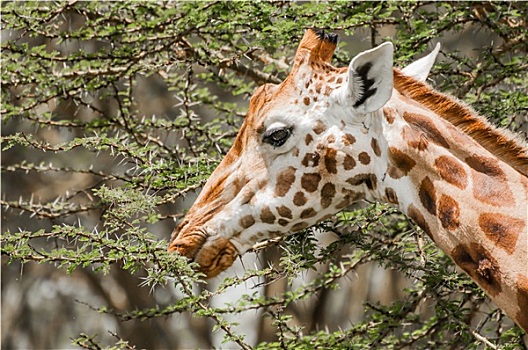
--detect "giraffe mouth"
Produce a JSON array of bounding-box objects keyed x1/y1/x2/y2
[{"x1": 168, "y1": 230, "x2": 239, "y2": 278}]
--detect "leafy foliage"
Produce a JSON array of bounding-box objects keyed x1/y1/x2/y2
[{"x1": 2, "y1": 1, "x2": 527, "y2": 349}]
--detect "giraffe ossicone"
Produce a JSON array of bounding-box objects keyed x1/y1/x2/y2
[{"x1": 169, "y1": 29, "x2": 528, "y2": 332}]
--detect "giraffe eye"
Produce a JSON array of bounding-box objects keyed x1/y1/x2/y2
[{"x1": 262, "y1": 127, "x2": 293, "y2": 148}]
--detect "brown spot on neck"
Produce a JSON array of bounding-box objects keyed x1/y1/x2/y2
[
  {"x1": 451, "y1": 243, "x2": 502, "y2": 297},
  {"x1": 419, "y1": 176, "x2": 437, "y2": 215},
  {"x1": 403, "y1": 112, "x2": 450, "y2": 149},
  {"x1": 438, "y1": 194, "x2": 460, "y2": 231},
  {"x1": 466, "y1": 155, "x2": 504, "y2": 178},
  {"x1": 434, "y1": 155, "x2": 468, "y2": 190},
  {"x1": 479, "y1": 213, "x2": 523, "y2": 255},
  {"x1": 388, "y1": 147, "x2": 416, "y2": 179}
]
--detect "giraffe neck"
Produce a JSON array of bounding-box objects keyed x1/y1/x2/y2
[{"x1": 359, "y1": 83, "x2": 528, "y2": 332}]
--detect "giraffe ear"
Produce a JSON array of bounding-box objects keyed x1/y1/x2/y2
[
  {"x1": 348, "y1": 42, "x2": 394, "y2": 114},
  {"x1": 401, "y1": 42, "x2": 441, "y2": 82}
]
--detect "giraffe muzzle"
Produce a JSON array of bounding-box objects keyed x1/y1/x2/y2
[{"x1": 168, "y1": 231, "x2": 239, "y2": 278}]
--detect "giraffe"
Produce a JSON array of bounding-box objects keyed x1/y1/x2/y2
[{"x1": 168, "y1": 29, "x2": 528, "y2": 332}]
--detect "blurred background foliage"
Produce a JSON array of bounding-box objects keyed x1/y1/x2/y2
[{"x1": 1, "y1": 1, "x2": 527, "y2": 349}]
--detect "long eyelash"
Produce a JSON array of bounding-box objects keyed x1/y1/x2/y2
[{"x1": 262, "y1": 127, "x2": 293, "y2": 147}]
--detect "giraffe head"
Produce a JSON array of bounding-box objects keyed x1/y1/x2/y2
[{"x1": 169, "y1": 29, "x2": 403, "y2": 277}]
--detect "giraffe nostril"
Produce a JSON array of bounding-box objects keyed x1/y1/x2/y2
[{"x1": 167, "y1": 240, "x2": 185, "y2": 255}]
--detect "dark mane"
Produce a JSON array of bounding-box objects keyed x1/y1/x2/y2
[{"x1": 393, "y1": 69, "x2": 528, "y2": 177}]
